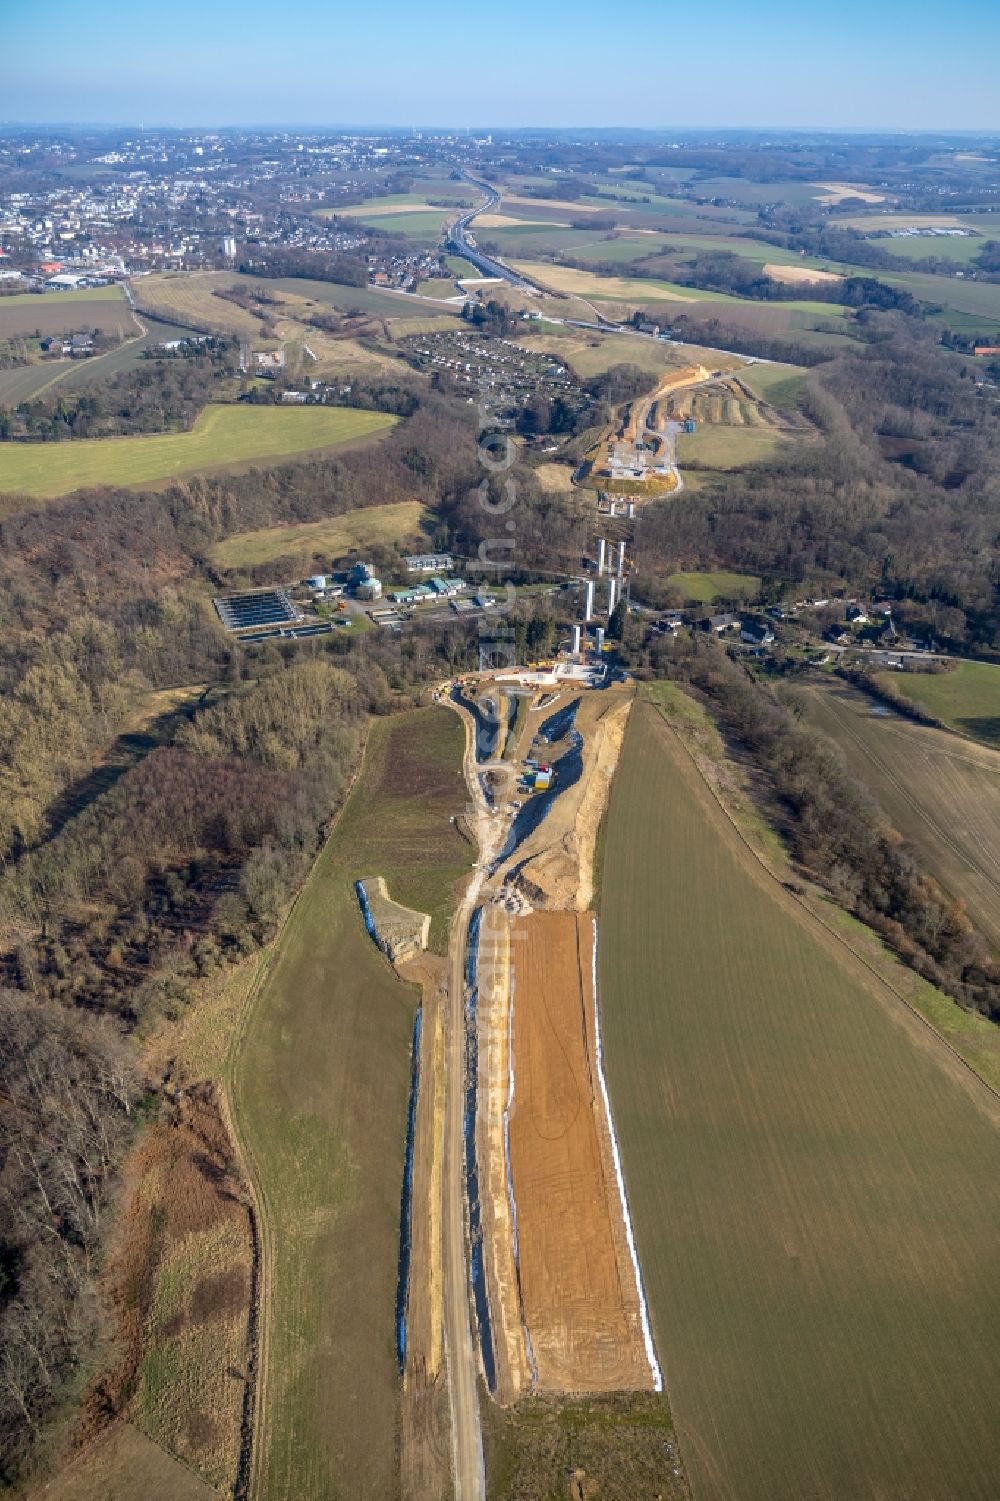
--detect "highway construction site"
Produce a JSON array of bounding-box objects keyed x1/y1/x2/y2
[
  {"x1": 583, "y1": 364, "x2": 711, "y2": 495},
  {"x1": 358, "y1": 670, "x2": 664, "y2": 1498},
  {"x1": 445, "y1": 675, "x2": 660, "y2": 1414}
]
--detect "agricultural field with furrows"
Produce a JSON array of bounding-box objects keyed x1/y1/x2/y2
[
  {"x1": 519, "y1": 329, "x2": 743, "y2": 381},
  {"x1": 0, "y1": 404, "x2": 396, "y2": 500},
  {"x1": 597, "y1": 690, "x2": 1000, "y2": 1501},
  {"x1": 228, "y1": 707, "x2": 471, "y2": 1501},
  {"x1": 507, "y1": 260, "x2": 855, "y2": 346},
  {"x1": 875, "y1": 661, "x2": 1000, "y2": 745},
  {"x1": 321, "y1": 192, "x2": 449, "y2": 218},
  {"x1": 792, "y1": 677, "x2": 1000, "y2": 953},
  {"x1": 266, "y1": 275, "x2": 462, "y2": 321},
  {"x1": 210, "y1": 499, "x2": 430, "y2": 570},
  {"x1": 509, "y1": 259, "x2": 741, "y2": 305},
  {"x1": 0, "y1": 284, "x2": 138, "y2": 338},
  {"x1": 480, "y1": 224, "x2": 681, "y2": 261},
  {"x1": 133, "y1": 272, "x2": 269, "y2": 337}
]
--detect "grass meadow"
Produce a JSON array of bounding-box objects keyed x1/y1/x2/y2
[
  {"x1": 676, "y1": 423, "x2": 785, "y2": 470},
  {"x1": 596, "y1": 690, "x2": 1000, "y2": 1501},
  {"x1": 210, "y1": 499, "x2": 430, "y2": 570},
  {"x1": 663, "y1": 569, "x2": 760, "y2": 602},
  {"x1": 0, "y1": 404, "x2": 396, "y2": 499},
  {"x1": 876, "y1": 660, "x2": 1000, "y2": 744},
  {"x1": 736, "y1": 361, "x2": 808, "y2": 405},
  {"x1": 228, "y1": 708, "x2": 471, "y2": 1501}
]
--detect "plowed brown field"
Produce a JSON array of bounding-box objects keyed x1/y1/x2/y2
[{"x1": 508, "y1": 909, "x2": 653, "y2": 1392}]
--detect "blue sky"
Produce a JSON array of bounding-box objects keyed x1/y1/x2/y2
[{"x1": 3, "y1": 0, "x2": 999, "y2": 130}]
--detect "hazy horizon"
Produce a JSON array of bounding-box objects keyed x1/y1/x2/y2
[{"x1": 4, "y1": 0, "x2": 999, "y2": 133}]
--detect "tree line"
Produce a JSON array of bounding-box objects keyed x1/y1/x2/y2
[{"x1": 0, "y1": 339, "x2": 238, "y2": 442}]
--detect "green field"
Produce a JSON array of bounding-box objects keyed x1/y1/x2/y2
[
  {"x1": 663, "y1": 569, "x2": 760, "y2": 602},
  {"x1": 0, "y1": 404, "x2": 396, "y2": 500},
  {"x1": 676, "y1": 423, "x2": 785, "y2": 470},
  {"x1": 688, "y1": 176, "x2": 833, "y2": 206},
  {"x1": 654, "y1": 295, "x2": 858, "y2": 353},
  {"x1": 876, "y1": 233, "x2": 987, "y2": 263},
  {"x1": 446, "y1": 254, "x2": 480, "y2": 278},
  {"x1": 876, "y1": 660, "x2": 1000, "y2": 743},
  {"x1": 229, "y1": 707, "x2": 472, "y2": 1501},
  {"x1": 360, "y1": 211, "x2": 449, "y2": 237},
  {"x1": 736, "y1": 360, "x2": 808, "y2": 405},
  {"x1": 0, "y1": 283, "x2": 125, "y2": 308},
  {"x1": 883, "y1": 266, "x2": 1000, "y2": 325},
  {"x1": 598, "y1": 691, "x2": 1000, "y2": 1501},
  {"x1": 794, "y1": 677, "x2": 1000, "y2": 955},
  {"x1": 211, "y1": 499, "x2": 430, "y2": 569},
  {"x1": 418, "y1": 277, "x2": 462, "y2": 299},
  {"x1": 332, "y1": 199, "x2": 451, "y2": 240}
]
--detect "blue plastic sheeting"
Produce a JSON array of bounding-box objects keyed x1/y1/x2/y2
[
  {"x1": 355, "y1": 880, "x2": 379, "y2": 944},
  {"x1": 463, "y1": 908, "x2": 497, "y2": 1392},
  {"x1": 396, "y1": 1006, "x2": 422, "y2": 1369}
]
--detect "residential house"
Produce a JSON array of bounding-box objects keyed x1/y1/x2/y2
[
  {"x1": 741, "y1": 619, "x2": 775, "y2": 646},
  {"x1": 701, "y1": 612, "x2": 740, "y2": 635}
]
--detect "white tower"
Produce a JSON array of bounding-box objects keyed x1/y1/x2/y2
[
  {"x1": 595, "y1": 626, "x2": 605, "y2": 652},
  {"x1": 607, "y1": 577, "x2": 617, "y2": 615},
  {"x1": 596, "y1": 538, "x2": 607, "y2": 576},
  {"x1": 617, "y1": 539, "x2": 626, "y2": 582},
  {"x1": 572, "y1": 624, "x2": 582, "y2": 655},
  {"x1": 584, "y1": 580, "x2": 595, "y2": 620}
]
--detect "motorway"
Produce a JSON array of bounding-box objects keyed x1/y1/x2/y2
[{"x1": 447, "y1": 177, "x2": 539, "y2": 290}]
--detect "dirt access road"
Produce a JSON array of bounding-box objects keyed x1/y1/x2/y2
[{"x1": 441, "y1": 699, "x2": 508, "y2": 1500}]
